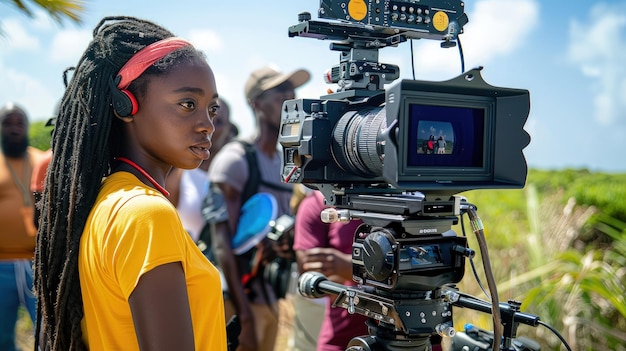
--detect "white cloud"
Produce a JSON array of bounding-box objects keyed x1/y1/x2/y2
[
  {"x1": 464, "y1": 0, "x2": 539, "y2": 60},
  {"x1": 568, "y1": 3, "x2": 626, "y2": 126},
  {"x1": 411, "y1": 0, "x2": 539, "y2": 79},
  {"x1": 1, "y1": 18, "x2": 40, "y2": 51},
  {"x1": 31, "y1": 9, "x2": 55, "y2": 31},
  {"x1": 568, "y1": 6, "x2": 626, "y2": 62},
  {"x1": 49, "y1": 29, "x2": 91, "y2": 62},
  {"x1": 0, "y1": 67, "x2": 58, "y2": 119},
  {"x1": 187, "y1": 28, "x2": 224, "y2": 56},
  {"x1": 580, "y1": 65, "x2": 601, "y2": 78}
]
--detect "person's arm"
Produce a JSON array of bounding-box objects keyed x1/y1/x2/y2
[
  {"x1": 294, "y1": 193, "x2": 354, "y2": 283},
  {"x1": 213, "y1": 181, "x2": 257, "y2": 351},
  {"x1": 129, "y1": 262, "x2": 194, "y2": 351},
  {"x1": 296, "y1": 247, "x2": 353, "y2": 283}
]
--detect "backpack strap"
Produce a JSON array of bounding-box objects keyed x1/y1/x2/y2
[
  {"x1": 236, "y1": 139, "x2": 292, "y2": 204},
  {"x1": 238, "y1": 140, "x2": 261, "y2": 204}
]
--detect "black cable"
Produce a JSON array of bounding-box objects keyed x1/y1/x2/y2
[
  {"x1": 538, "y1": 321, "x2": 573, "y2": 351},
  {"x1": 410, "y1": 39, "x2": 416, "y2": 79},
  {"x1": 457, "y1": 36, "x2": 465, "y2": 74}
]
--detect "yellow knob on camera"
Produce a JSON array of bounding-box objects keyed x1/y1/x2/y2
[
  {"x1": 433, "y1": 11, "x2": 449, "y2": 32},
  {"x1": 348, "y1": 0, "x2": 367, "y2": 21}
]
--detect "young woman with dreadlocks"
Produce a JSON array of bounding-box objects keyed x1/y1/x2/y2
[{"x1": 33, "y1": 16, "x2": 227, "y2": 351}]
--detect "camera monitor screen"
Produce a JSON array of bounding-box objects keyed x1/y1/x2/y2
[
  {"x1": 389, "y1": 89, "x2": 499, "y2": 189},
  {"x1": 382, "y1": 74, "x2": 530, "y2": 192},
  {"x1": 406, "y1": 104, "x2": 485, "y2": 168}
]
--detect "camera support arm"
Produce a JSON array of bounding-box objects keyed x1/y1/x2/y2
[
  {"x1": 299, "y1": 271, "x2": 456, "y2": 337},
  {"x1": 300, "y1": 272, "x2": 542, "y2": 350},
  {"x1": 445, "y1": 289, "x2": 541, "y2": 350},
  {"x1": 300, "y1": 271, "x2": 542, "y2": 350}
]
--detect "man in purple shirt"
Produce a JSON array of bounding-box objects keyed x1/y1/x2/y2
[{"x1": 294, "y1": 190, "x2": 369, "y2": 351}]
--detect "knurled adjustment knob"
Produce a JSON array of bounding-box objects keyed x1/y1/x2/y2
[
  {"x1": 362, "y1": 231, "x2": 395, "y2": 281},
  {"x1": 298, "y1": 12, "x2": 312, "y2": 22}
]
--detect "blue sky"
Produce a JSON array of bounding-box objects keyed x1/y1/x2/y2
[{"x1": 1, "y1": 1, "x2": 625, "y2": 172}]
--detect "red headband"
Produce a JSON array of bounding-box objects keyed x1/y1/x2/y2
[{"x1": 116, "y1": 37, "x2": 192, "y2": 89}]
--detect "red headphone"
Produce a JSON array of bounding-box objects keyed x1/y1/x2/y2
[{"x1": 110, "y1": 37, "x2": 192, "y2": 117}]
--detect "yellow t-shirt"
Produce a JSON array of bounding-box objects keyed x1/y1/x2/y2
[{"x1": 79, "y1": 172, "x2": 226, "y2": 350}]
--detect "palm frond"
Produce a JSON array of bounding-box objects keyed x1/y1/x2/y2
[{"x1": 4, "y1": 0, "x2": 85, "y2": 24}]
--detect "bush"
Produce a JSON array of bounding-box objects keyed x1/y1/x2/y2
[
  {"x1": 455, "y1": 170, "x2": 626, "y2": 350},
  {"x1": 29, "y1": 120, "x2": 53, "y2": 151}
]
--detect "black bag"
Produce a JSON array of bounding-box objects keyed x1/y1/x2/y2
[
  {"x1": 263, "y1": 214, "x2": 296, "y2": 299},
  {"x1": 262, "y1": 256, "x2": 294, "y2": 299}
]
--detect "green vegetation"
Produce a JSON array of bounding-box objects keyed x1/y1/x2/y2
[
  {"x1": 1, "y1": 0, "x2": 84, "y2": 25},
  {"x1": 456, "y1": 169, "x2": 626, "y2": 351},
  {"x1": 29, "y1": 120, "x2": 53, "y2": 151}
]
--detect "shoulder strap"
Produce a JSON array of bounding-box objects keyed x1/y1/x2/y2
[
  {"x1": 237, "y1": 140, "x2": 293, "y2": 205},
  {"x1": 237, "y1": 140, "x2": 261, "y2": 204}
]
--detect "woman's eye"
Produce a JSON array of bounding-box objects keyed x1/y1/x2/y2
[
  {"x1": 180, "y1": 101, "x2": 195, "y2": 110},
  {"x1": 209, "y1": 106, "x2": 219, "y2": 118}
]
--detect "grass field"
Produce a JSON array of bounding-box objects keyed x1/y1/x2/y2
[{"x1": 16, "y1": 308, "x2": 34, "y2": 351}]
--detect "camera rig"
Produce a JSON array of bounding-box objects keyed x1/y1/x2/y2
[
  {"x1": 278, "y1": 1, "x2": 553, "y2": 350},
  {"x1": 290, "y1": 0, "x2": 468, "y2": 100}
]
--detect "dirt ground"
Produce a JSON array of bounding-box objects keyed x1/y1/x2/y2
[{"x1": 275, "y1": 295, "x2": 297, "y2": 351}]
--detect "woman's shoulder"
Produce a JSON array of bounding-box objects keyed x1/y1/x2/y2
[{"x1": 101, "y1": 173, "x2": 176, "y2": 211}]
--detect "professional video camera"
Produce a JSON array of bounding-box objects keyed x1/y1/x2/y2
[
  {"x1": 279, "y1": 1, "x2": 568, "y2": 351},
  {"x1": 280, "y1": 2, "x2": 530, "y2": 197}
]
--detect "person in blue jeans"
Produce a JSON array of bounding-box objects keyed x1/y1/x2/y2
[
  {"x1": 0, "y1": 261, "x2": 37, "y2": 349},
  {"x1": 0, "y1": 103, "x2": 43, "y2": 350}
]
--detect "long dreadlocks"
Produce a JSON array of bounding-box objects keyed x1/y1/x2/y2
[{"x1": 33, "y1": 16, "x2": 198, "y2": 350}]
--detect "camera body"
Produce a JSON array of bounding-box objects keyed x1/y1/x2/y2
[{"x1": 280, "y1": 72, "x2": 531, "y2": 197}]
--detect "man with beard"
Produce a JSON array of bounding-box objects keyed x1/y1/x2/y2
[{"x1": 0, "y1": 102, "x2": 44, "y2": 350}]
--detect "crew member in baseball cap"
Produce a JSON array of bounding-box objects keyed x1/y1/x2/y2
[
  {"x1": 245, "y1": 64, "x2": 310, "y2": 105},
  {"x1": 209, "y1": 64, "x2": 310, "y2": 351}
]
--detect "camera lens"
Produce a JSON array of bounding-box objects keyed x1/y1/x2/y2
[{"x1": 331, "y1": 105, "x2": 386, "y2": 177}]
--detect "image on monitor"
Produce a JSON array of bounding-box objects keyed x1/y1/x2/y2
[
  {"x1": 415, "y1": 121, "x2": 454, "y2": 155},
  {"x1": 406, "y1": 103, "x2": 485, "y2": 169}
]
